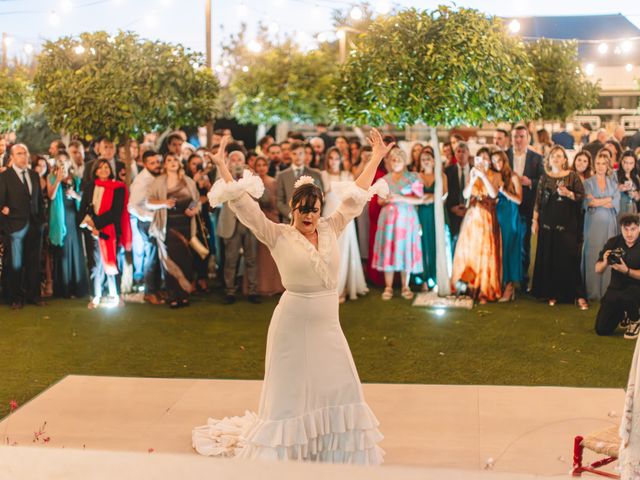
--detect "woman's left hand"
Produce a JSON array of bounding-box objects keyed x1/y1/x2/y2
[
  {"x1": 557, "y1": 185, "x2": 571, "y2": 197},
  {"x1": 367, "y1": 128, "x2": 395, "y2": 160}
]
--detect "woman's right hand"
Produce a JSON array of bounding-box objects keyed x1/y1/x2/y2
[
  {"x1": 165, "y1": 198, "x2": 176, "y2": 209},
  {"x1": 531, "y1": 218, "x2": 538, "y2": 235}
]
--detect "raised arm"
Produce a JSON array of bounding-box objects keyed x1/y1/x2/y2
[
  {"x1": 354, "y1": 128, "x2": 395, "y2": 191},
  {"x1": 208, "y1": 136, "x2": 282, "y2": 249}
]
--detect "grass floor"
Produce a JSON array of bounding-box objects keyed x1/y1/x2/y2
[{"x1": 0, "y1": 288, "x2": 635, "y2": 418}]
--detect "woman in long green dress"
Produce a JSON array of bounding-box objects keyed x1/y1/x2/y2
[{"x1": 415, "y1": 146, "x2": 452, "y2": 290}]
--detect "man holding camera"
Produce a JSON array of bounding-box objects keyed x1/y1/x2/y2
[{"x1": 595, "y1": 213, "x2": 640, "y2": 338}]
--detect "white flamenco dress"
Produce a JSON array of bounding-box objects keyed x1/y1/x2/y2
[
  {"x1": 322, "y1": 171, "x2": 369, "y2": 300},
  {"x1": 192, "y1": 172, "x2": 387, "y2": 465},
  {"x1": 619, "y1": 338, "x2": 640, "y2": 479}
]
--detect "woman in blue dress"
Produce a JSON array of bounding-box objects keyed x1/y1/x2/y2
[
  {"x1": 582, "y1": 151, "x2": 620, "y2": 300},
  {"x1": 47, "y1": 152, "x2": 88, "y2": 298},
  {"x1": 414, "y1": 145, "x2": 452, "y2": 290},
  {"x1": 491, "y1": 149, "x2": 524, "y2": 302}
]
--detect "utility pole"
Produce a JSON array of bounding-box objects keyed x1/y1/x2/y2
[
  {"x1": 205, "y1": 0, "x2": 214, "y2": 148},
  {"x1": 2, "y1": 33, "x2": 7, "y2": 68}
]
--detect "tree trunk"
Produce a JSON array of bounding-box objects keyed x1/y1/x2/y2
[
  {"x1": 430, "y1": 126, "x2": 451, "y2": 296},
  {"x1": 256, "y1": 124, "x2": 270, "y2": 146}
]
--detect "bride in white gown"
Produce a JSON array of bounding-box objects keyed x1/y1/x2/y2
[
  {"x1": 620, "y1": 337, "x2": 640, "y2": 479},
  {"x1": 192, "y1": 129, "x2": 393, "y2": 465},
  {"x1": 322, "y1": 147, "x2": 369, "y2": 302}
]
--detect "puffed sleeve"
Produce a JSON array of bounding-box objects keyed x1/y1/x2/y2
[
  {"x1": 326, "y1": 179, "x2": 389, "y2": 237},
  {"x1": 208, "y1": 170, "x2": 282, "y2": 249}
]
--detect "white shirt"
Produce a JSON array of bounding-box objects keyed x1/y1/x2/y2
[
  {"x1": 128, "y1": 168, "x2": 156, "y2": 222},
  {"x1": 457, "y1": 163, "x2": 470, "y2": 186},
  {"x1": 513, "y1": 150, "x2": 527, "y2": 177},
  {"x1": 12, "y1": 164, "x2": 32, "y2": 195},
  {"x1": 292, "y1": 165, "x2": 304, "y2": 178}
]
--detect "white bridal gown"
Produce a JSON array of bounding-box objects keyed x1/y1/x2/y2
[
  {"x1": 620, "y1": 338, "x2": 640, "y2": 479},
  {"x1": 192, "y1": 172, "x2": 386, "y2": 464},
  {"x1": 322, "y1": 171, "x2": 369, "y2": 300}
]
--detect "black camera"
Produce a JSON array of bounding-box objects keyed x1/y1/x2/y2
[{"x1": 607, "y1": 248, "x2": 625, "y2": 265}]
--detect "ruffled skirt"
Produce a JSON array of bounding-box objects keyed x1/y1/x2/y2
[{"x1": 192, "y1": 290, "x2": 384, "y2": 465}]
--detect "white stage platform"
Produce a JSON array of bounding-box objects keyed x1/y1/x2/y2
[{"x1": 0, "y1": 376, "x2": 625, "y2": 479}]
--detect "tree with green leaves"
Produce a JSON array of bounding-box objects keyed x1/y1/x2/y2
[
  {"x1": 33, "y1": 31, "x2": 219, "y2": 181},
  {"x1": 335, "y1": 6, "x2": 543, "y2": 295},
  {"x1": 230, "y1": 40, "x2": 337, "y2": 126},
  {"x1": 525, "y1": 39, "x2": 600, "y2": 121},
  {"x1": 0, "y1": 67, "x2": 31, "y2": 133}
]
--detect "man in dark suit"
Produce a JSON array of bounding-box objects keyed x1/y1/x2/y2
[
  {"x1": 82, "y1": 137, "x2": 125, "y2": 188},
  {"x1": 444, "y1": 141, "x2": 470, "y2": 250},
  {"x1": 582, "y1": 128, "x2": 608, "y2": 161},
  {"x1": 276, "y1": 141, "x2": 325, "y2": 221},
  {"x1": 507, "y1": 125, "x2": 545, "y2": 286},
  {"x1": 0, "y1": 144, "x2": 46, "y2": 309}
]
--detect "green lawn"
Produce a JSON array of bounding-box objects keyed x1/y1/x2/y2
[{"x1": 0, "y1": 289, "x2": 635, "y2": 418}]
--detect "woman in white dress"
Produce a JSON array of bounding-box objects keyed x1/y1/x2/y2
[
  {"x1": 620, "y1": 336, "x2": 640, "y2": 479},
  {"x1": 322, "y1": 147, "x2": 369, "y2": 303},
  {"x1": 192, "y1": 130, "x2": 393, "y2": 465}
]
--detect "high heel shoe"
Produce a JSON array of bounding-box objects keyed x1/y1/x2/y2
[
  {"x1": 498, "y1": 288, "x2": 515, "y2": 303},
  {"x1": 548, "y1": 298, "x2": 557, "y2": 306},
  {"x1": 576, "y1": 298, "x2": 589, "y2": 310},
  {"x1": 381, "y1": 287, "x2": 393, "y2": 301}
]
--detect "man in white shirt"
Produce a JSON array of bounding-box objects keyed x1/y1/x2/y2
[
  {"x1": 275, "y1": 141, "x2": 324, "y2": 221},
  {"x1": 68, "y1": 140, "x2": 85, "y2": 179},
  {"x1": 444, "y1": 142, "x2": 471, "y2": 249},
  {"x1": 0, "y1": 144, "x2": 45, "y2": 308},
  {"x1": 128, "y1": 150, "x2": 163, "y2": 304}
]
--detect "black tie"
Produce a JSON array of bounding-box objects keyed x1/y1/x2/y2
[
  {"x1": 459, "y1": 167, "x2": 465, "y2": 203},
  {"x1": 21, "y1": 170, "x2": 31, "y2": 195}
]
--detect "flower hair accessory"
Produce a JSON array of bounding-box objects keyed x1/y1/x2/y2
[{"x1": 294, "y1": 175, "x2": 316, "y2": 190}]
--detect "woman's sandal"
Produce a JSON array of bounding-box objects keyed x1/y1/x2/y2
[
  {"x1": 576, "y1": 298, "x2": 589, "y2": 310},
  {"x1": 169, "y1": 300, "x2": 180, "y2": 309},
  {"x1": 401, "y1": 287, "x2": 414, "y2": 300},
  {"x1": 381, "y1": 287, "x2": 393, "y2": 301}
]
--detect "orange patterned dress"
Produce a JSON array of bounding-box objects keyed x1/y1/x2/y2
[{"x1": 451, "y1": 172, "x2": 502, "y2": 301}]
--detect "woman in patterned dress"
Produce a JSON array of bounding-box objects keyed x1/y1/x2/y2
[{"x1": 371, "y1": 147, "x2": 424, "y2": 300}]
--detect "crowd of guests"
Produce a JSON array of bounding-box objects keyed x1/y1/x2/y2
[{"x1": 1, "y1": 124, "x2": 640, "y2": 334}]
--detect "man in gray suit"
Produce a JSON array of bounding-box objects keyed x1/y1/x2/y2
[
  {"x1": 276, "y1": 141, "x2": 325, "y2": 221},
  {"x1": 216, "y1": 150, "x2": 259, "y2": 304}
]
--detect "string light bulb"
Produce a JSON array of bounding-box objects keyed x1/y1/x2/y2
[
  {"x1": 247, "y1": 40, "x2": 262, "y2": 53},
  {"x1": 597, "y1": 42, "x2": 608, "y2": 54},
  {"x1": 622, "y1": 40, "x2": 633, "y2": 53},
  {"x1": 585, "y1": 63, "x2": 595, "y2": 75},
  {"x1": 626, "y1": 63, "x2": 634, "y2": 72},
  {"x1": 508, "y1": 19, "x2": 521, "y2": 34},
  {"x1": 23, "y1": 44, "x2": 34, "y2": 54},
  {"x1": 2, "y1": 36, "x2": 13, "y2": 47},
  {"x1": 74, "y1": 45, "x2": 85, "y2": 55},
  {"x1": 241, "y1": 65, "x2": 249, "y2": 72},
  {"x1": 350, "y1": 6, "x2": 363, "y2": 21}
]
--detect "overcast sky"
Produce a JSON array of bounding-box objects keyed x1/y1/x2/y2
[{"x1": 2, "y1": 0, "x2": 640, "y2": 65}]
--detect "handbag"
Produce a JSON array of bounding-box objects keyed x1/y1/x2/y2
[{"x1": 190, "y1": 214, "x2": 210, "y2": 260}]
